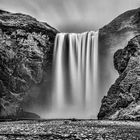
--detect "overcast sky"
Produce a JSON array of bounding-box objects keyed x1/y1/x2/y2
[{"x1": 0, "y1": 0, "x2": 139, "y2": 32}]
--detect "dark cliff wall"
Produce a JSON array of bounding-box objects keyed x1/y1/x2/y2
[
  {"x1": 98, "y1": 35, "x2": 140, "y2": 120},
  {"x1": 98, "y1": 8, "x2": 140, "y2": 104},
  {"x1": 0, "y1": 10, "x2": 58, "y2": 119}
]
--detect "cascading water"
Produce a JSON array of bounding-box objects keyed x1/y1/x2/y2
[{"x1": 46, "y1": 31, "x2": 99, "y2": 119}]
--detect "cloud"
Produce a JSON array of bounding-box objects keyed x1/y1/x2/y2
[{"x1": 0, "y1": 0, "x2": 139, "y2": 32}]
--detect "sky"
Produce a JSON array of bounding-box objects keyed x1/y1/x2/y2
[{"x1": 0, "y1": 0, "x2": 139, "y2": 32}]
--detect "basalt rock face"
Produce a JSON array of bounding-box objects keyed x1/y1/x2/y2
[
  {"x1": 0, "y1": 10, "x2": 58, "y2": 119},
  {"x1": 98, "y1": 35, "x2": 140, "y2": 120}
]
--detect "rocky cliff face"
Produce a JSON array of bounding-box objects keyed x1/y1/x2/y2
[
  {"x1": 0, "y1": 10, "x2": 58, "y2": 119},
  {"x1": 98, "y1": 35, "x2": 140, "y2": 120},
  {"x1": 98, "y1": 8, "x2": 140, "y2": 103}
]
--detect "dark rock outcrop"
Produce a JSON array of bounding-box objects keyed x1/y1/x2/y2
[
  {"x1": 98, "y1": 35, "x2": 140, "y2": 120},
  {"x1": 98, "y1": 8, "x2": 140, "y2": 101},
  {"x1": 16, "y1": 110, "x2": 40, "y2": 119},
  {"x1": 0, "y1": 10, "x2": 58, "y2": 118}
]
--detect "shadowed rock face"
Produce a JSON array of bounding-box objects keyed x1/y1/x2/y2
[
  {"x1": 0, "y1": 10, "x2": 58, "y2": 119},
  {"x1": 98, "y1": 8, "x2": 140, "y2": 104},
  {"x1": 98, "y1": 35, "x2": 140, "y2": 120}
]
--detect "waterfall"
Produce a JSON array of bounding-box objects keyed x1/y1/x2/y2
[{"x1": 47, "y1": 31, "x2": 99, "y2": 119}]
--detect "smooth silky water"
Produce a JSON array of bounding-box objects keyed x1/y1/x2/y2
[{"x1": 44, "y1": 31, "x2": 99, "y2": 119}]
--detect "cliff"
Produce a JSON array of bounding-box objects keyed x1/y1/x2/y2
[
  {"x1": 98, "y1": 35, "x2": 140, "y2": 120},
  {"x1": 0, "y1": 10, "x2": 58, "y2": 119}
]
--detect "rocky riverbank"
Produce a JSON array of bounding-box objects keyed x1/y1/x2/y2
[{"x1": 0, "y1": 120, "x2": 140, "y2": 140}]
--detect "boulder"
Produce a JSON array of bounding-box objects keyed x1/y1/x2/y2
[
  {"x1": 98, "y1": 35, "x2": 140, "y2": 120},
  {"x1": 16, "y1": 110, "x2": 40, "y2": 119},
  {"x1": 0, "y1": 10, "x2": 58, "y2": 119}
]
